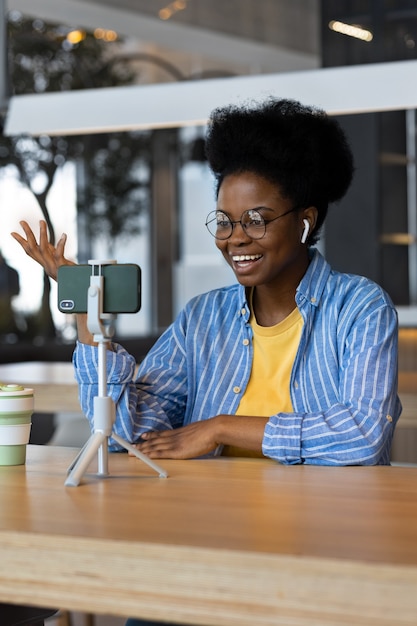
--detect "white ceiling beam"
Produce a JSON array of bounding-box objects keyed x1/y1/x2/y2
[{"x1": 4, "y1": 59, "x2": 417, "y2": 137}]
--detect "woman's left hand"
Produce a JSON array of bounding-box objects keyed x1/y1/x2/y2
[
  {"x1": 131, "y1": 419, "x2": 220, "y2": 459},
  {"x1": 130, "y1": 414, "x2": 267, "y2": 459}
]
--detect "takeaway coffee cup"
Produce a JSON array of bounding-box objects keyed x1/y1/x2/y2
[{"x1": 0, "y1": 384, "x2": 34, "y2": 466}]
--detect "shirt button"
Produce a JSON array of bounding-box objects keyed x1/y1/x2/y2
[
  {"x1": 242, "y1": 338, "x2": 249, "y2": 346},
  {"x1": 233, "y1": 386, "x2": 241, "y2": 394},
  {"x1": 386, "y1": 414, "x2": 393, "y2": 423},
  {"x1": 310, "y1": 297, "x2": 316, "y2": 303},
  {"x1": 241, "y1": 308, "x2": 246, "y2": 316},
  {"x1": 294, "y1": 381, "x2": 299, "y2": 389}
]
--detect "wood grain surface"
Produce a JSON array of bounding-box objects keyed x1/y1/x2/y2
[{"x1": 0, "y1": 446, "x2": 417, "y2": 625}]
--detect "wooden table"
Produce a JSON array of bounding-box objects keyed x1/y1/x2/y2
[
  {"x1": 0, "y1": 362, "x2": 80, "y2": 413},
  {"x1": 0, "y1": 446, "x2": 417, "y2": 626}
]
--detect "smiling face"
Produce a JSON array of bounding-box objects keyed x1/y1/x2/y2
[{"x1": 215, "y1": 172, "x2": 315, "y2": 293}]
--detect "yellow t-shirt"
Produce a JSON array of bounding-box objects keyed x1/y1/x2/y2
[{"x1": 222, "y1": 304, "x2": 303, "y2": 457}]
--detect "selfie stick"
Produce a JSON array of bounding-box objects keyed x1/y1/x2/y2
[{"x1": 65, "y1": 260, "x2": 167, "y2": 487}]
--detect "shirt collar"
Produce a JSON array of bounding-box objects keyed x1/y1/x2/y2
[{"x1": 296, "y1": 249, "x2": 331, "y2": 308}]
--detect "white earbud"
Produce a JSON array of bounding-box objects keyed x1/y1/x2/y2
[{"x1": 301, "y1": 219, "x2": 310, "y2": 244}]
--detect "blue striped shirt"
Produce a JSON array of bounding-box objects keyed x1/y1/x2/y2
[{"x1": 73, "y1": 250, "x2": 402, "y2": 465}]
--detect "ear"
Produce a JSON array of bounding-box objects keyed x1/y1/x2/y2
[{"x1": 300, "y1": 207, "x2": 318, "y2": 244}]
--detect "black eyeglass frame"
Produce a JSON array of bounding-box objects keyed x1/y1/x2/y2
[{"x1": 205, "y1": 206, "x2": 300, "y2": 240}]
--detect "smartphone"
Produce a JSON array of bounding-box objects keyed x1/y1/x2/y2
[{"x1": 57, "y1": 264, "x2": 141, "y2": 314}]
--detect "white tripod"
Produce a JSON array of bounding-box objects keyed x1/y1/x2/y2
[{"x1": 65, "y1": 260, "x2": 167, "y2": 487}]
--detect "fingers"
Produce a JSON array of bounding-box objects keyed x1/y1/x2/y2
[
  {"x1": 139, "y1": 430, "x2": 174, "y2": 451},
  {"x1": 11, "y1": 220, "x2": 38, "y2": 255},
  {"x1": 133, "y1": 430, "x2": 179, "y2": 459},
  {"x1": 12, "y1": 220, "x2": 47, "y2": 256},
  {"x1": 132, "y1": 423, "x2": 217, "y2": 460},
  {"x1": 11, "y1": 220, "x2": 71, "y2": 280},
  {"x1": 10, "y1": 230, "x2": 27, "y2": 250},
  {"x1": 38, "y1": 219, "x2": 49, "y2": 247},
  {"x1": 141, "y1": 430, "x2": 167, "y2": 441},
  {"x1": 55, "y1": 232, "x2": 68, "y2": 260}
]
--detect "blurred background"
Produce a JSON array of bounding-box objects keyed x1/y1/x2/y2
[{"x1": 0, "y1": 0, "x2": 416, "y2": 352}]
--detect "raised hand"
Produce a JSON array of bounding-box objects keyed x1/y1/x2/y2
[{"x1": 11, "y1": 220, "x2": 74, "y2": 281}]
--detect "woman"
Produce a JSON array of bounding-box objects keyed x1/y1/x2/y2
[{"x1": 12, "y1": 97, "x2": 401, "y2": 465}]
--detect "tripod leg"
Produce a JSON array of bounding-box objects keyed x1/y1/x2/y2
[
  {"x1": 67, "y1": 437, "x2": 93, "y2": 474},
  {"x1": 65, "y1": 431, "x2": 108, "y2": 487},
  {"x1": 111, "y1": 432, "x2": 168, "y2": 478}
]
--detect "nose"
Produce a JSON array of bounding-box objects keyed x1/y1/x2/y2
[{"x1": 229, "y1": 221, "x2": 251, "y2": 244}]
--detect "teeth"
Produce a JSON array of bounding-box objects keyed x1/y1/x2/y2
[{"x1": 232, "y1": 254, "x2": 262, "y2": 262}]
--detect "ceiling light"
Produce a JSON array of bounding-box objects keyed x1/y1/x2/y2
[
  {"x1": 94, "y1": 28, "x2": 118, "y2": 42},
  {"x1": 159, "y1": 9, "x2": 172, "y2": 20},
  {"x1": 329, "y1": 20, "x2": 373, "y2": 42},
  {"x1": 159, "y1": 0, "x2": 188, "y2": 21},
  {"x1": 66, "y1": 30, "x2": 86, "y2": 45}
]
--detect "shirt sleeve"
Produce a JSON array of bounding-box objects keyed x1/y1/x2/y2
[
  {"x1": 73, "y1": 322, "x2": 188, "y2": 451},
  {"x1": 262, "y1": 304, "x2": 402, "y2": 466}
]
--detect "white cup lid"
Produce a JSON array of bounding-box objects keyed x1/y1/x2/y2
[{"x1": 0, "y1": 384, "x2": 33, "y2": 396}]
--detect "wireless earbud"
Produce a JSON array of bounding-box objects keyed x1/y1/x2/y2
[{"x1": 301, "y1": 219, "x2": 310, "y2": 244}]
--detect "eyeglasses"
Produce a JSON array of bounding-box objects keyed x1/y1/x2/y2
[{"x1": 205, "y1": 207, "x2": 298, "y2": 240}]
